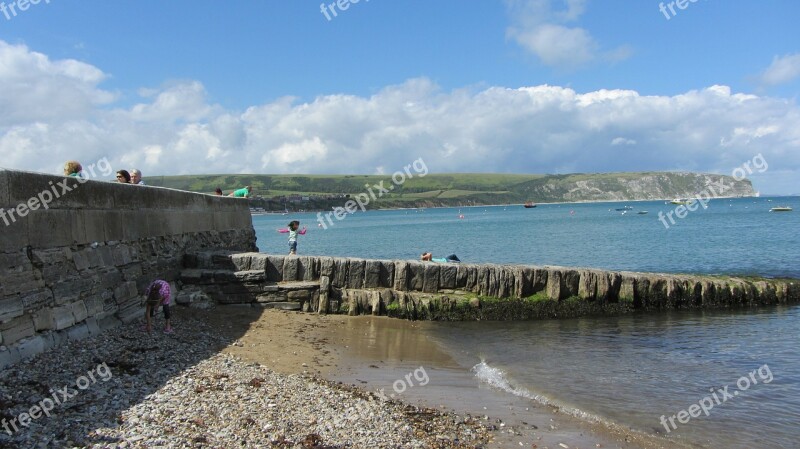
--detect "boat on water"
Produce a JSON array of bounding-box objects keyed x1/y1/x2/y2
[
  {"x1": 615, "y1": 206, "x2": 633, "y2": 211},
  {"x1": 770, "y1": 206, "x2": 793, "y2": 212},
  {"x1": 637, "y1": 211, "x2": 649, "y2": 215},
  {"x1": 670, "y1": 198, "x2": 693, "y2": 205},
  {"x1": 523, "y1": 202, "x2": 537, "y2": 208}
]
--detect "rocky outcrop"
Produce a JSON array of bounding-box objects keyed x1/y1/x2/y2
[{"x1": 182, "y1": 252, "x2": 799, "y2": 321}]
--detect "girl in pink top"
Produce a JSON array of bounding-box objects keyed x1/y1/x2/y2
[{"x1": 144, "y1": 279, "x2": 173, "y2": 334}]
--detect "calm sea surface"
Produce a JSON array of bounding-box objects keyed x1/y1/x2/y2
[
  {"x1": 253, "y1": 196, "x2": 800, "y2": 448},
  {"x1": 253, "y1": 196, "x2": 799, "y2": 278}
]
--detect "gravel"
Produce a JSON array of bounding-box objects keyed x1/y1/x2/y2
[{"x1": 0, "y1": 311, "x2": 494, "y2": 449}]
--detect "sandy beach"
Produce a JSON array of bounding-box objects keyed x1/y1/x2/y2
[
  {"x1": 0, "y1": 305, "x2": 695, "y2": 448},
  {"x1": 204, "y1": 307, "x2": 694, "y2": 449}
]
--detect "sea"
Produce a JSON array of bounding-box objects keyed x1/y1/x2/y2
[{"x1": 252, "y1": 196, "x2": 800, "y2": 449}]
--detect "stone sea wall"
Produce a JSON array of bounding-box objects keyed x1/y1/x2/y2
[
  {"x1": 182, "y1": 252, "x2": 800, "y2": 320},
  {"x1": 0, "y1": 169, "x2": 257, "y2": 368}
]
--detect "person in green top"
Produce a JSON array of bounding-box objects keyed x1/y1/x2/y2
[{"x1": 229, "y1": 186, "x2": 251, "y2": 198}]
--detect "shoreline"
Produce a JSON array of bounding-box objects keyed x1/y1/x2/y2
[
  {"x1": 258, "y1": 194, "x2": 778, "y2": 215},
  {"x1": 205, "y1": 307, "x2": 695, "y2": 449}
]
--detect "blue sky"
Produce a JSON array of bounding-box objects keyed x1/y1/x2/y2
[{"x1": 1, "y1": 0, "x2": 799, "y2": 193}]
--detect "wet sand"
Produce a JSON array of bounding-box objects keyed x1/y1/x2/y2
[{"x1": 197, "y1": 306, "x2": 696, "y2": 449}]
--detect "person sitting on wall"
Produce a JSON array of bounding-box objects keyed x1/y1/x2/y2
[
  {"x1": 116, "y1": 170, "x2": 131, "y2": 183},
  {"x1": 229, "y1": 186, "x2": 251, "y2": 198},
  {"x1": 63, "y1": 160, "x2": 82, "y2": 177},
  {"x1": 130, "y1": 169, "x2": 145, "y2": 185},
  {"x1": 421, "y1": 252, "x2": 460, "y2": 263},
  {"x1": 214, "y1": 187, "x2": 223, "y2": 196}
]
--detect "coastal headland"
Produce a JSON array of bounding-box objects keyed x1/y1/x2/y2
[{"x1": 147, "y1": 171, "x2": 757, "y2": 212}]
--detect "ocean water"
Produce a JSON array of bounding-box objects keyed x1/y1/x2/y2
[
  {"x1": 253, "y1": 196, "x2": 800, "y2": 278},
  {"x1": 253, "y1": 196, "x2": 800, "y2": 448},
  {"x1": 422, "y1": 306, "x2": 800, "y2": 449}
]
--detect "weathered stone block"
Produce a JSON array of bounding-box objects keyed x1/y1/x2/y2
[
  {"x1": 332, "y1": 258, "x2": 349, "y2": 287},
  {"x1": 72, "y1": 249, "x2": 91, "y2": 271},
  {"x1": 112, "y1": 245, "x2": 133, "y2": 266},
  {"x1": 31, "y1": 248, "x2": 70, "y2": 266},
  {"x1": 32, "y1": 308, "x2": 54, "y2": 331},
  {"x1": 408, "y1": 263, "x2": 425, "y2": 292},
  {"x1": 454, "y1": 264, "x2": 469, "y2": 290},
  {"x1": 0, "y1": 315, "x2": 35, "y2": 345},
  {"x1": 283, "y1": 257, "x2": 299, "y2": 281},
  {"x1": 122, "y1": 262, "x2": 143, "y2": 281},
  {"x1": 0, "y1": 251, "x2": 32, "y2": 273},
  {"x1": 21, "y1": 289, "x2": 53, "y2": 312},
  {"x1": 0, "y1": 347, "x2": 21, "y2": 370},
  {"x1": 546, "y1": 270, "x2": 562, "y2": 300},
  {"x1": 422, "y1": 264, "x2": 440, "y2": 293},
  {"x1": 52, "y1": 305, "x2": 76, "y2": 330},
  {"x1": 319, "y1": 257, "x2": 335, "y2": 278},
  {"x1": 298, "y1": 256, "x2": 317, "y2": 281},
  {"x1": 250, "y1": 254, "x2": 268, "y2": 271},
  {"x1": 67, "y1": 323, "x2": 91, "y2": 341},
  {"x1": 318, "y1": 275, "x2": 330, "y2": 314},
  {"x1": 266, "y1": 255, "x2": 285, "y2": 281},
  {"x1": 97, "y1": 245, "x2": 116, "y2": 267},
  {"x1": 235, "y1": 270, "x2": 266, "y2": 282},
  {"x1": 85, "y1": 317, "x2": 101, "y2": 336},
  {"x1": 114, "y1": 281, "x2": 138, "y2": 304},
  {"x1": 231, "y1": 253, "x2": 253, "y2": 271},
  {"x1": 0, "y1": 297, "x2": 24, "y2": 323},
  {"x1": 393, "y1": 261, "x2": 409, "y2": 291},
  {"x1": 347, "y1": 259, "x2": 366, "y2": 289},
  {"x1": 562, "y1": 270, "x2": 581, "y2": 298},
  {"x1": 619, "y1": 277, "x2": 636, "y2": 303},
  {"x1": 70, "y1": 300, "x2": 89, "y2": 323},
  {"x1": 17, "y1": 335, "x2": 47, "y2": 360},
  {"x1": 1, "y1": 270, "x2": 45, "y2": 296},
  {"x1": 364, "y1": 261, "x2": 382, "y2": 288},
  {"x1": 287, "y1": 290, "x2": 311, "y2": 301}
]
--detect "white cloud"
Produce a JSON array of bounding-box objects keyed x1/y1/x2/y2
[
  {"x1": 611, "y1": 137, "x2": 636, "y2": 146},
  {"x1": 0, "y1": 41, "x2": 116, "y2": 127},
  {"x1": 758, "y1": 53, "x2": 800, "y2": 86},
  {"x1": 2, "y1": 40, "x2": 800, "y2": 194},
  {"x1": 510, "y1": 24, "x2": 597, "y2": 68},
  {"x1": 505, "y1": 0, "x2": 629, "y2": 69}
]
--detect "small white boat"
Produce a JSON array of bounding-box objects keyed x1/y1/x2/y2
[{"x1": 770, "y1": 206, "x2": 793, "y2": 212}]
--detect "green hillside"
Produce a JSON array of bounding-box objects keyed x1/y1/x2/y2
[{"x1": 144, "y1": 172, "x2": 755, "y2": 211}]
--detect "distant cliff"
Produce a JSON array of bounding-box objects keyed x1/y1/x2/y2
[
  {"x1": 148, "y1": 172, "x2": 756, "y2": 210},
  {"x1": 512, "y1": 172, "x2": 755, "y2": 203}
]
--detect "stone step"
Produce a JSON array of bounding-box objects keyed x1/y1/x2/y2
[
  {"x1": 277, "y1": 280, "x2": 320, "y2": 290},
  {"x1": 259, "y1": 302, "x2": 302, "y2": 311},
  {"x1": 181, "y1": 269, "x2": 319, "y2": 289},
  {"x1": 183, "y1": 251, "x2": 239, "y2": 270}
]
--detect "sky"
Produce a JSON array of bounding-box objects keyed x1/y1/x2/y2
[{"x1": 0, "y1": 0, "x2": 798, "y2": 194}]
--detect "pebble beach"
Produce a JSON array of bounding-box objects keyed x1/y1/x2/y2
[{"x1": 0, "y1": 309, "x2": 494, "y2": 449}]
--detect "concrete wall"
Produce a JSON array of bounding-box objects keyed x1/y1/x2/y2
[
  {"x1": 183, "y1": 252, "x2": 800, "y2": 320},
  {"x1": 0, "y1": 169, "x2": 257, "y2": 367}
]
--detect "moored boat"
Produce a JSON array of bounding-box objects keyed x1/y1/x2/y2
[{"x1": 770, "y1": 206, "x2": 793, "y2": 212}]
